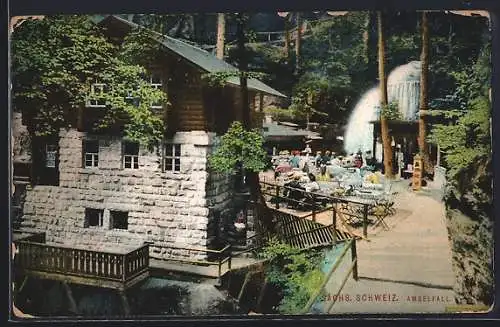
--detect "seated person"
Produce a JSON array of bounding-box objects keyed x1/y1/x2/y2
[
  {"x1": 303, "y1": 173, "x2": 320, "y2": 193},
  {"x1": 354, "y1": 153, "x2": 363, "y2": 168},
  {"x1": 284, "y1": 176, "x2": 306, "y2": 207}
]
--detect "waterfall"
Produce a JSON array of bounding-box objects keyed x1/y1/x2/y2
[
  {"x1": 343, "y1": 88, "x2": 379, "y2": 155},
  {"x1": 344, "y1": 61, "x2": 421, "y2": 156}
]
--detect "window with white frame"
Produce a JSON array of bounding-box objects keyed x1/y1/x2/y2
[
  {"x1": 88, "y1": 83, "x2": 106, "y2": 107},
  {"x1": 123, "y1": 141, "x2": 139, "y2": 169},
  {"x1": 83, "y1": 139, "x2": 99, "y2": 168},
  {"x1": 164, "y1": 144, "x2": 181, "y2": 172},
  {"x1": 84, "y1": 208, "x2": 104, "y2": 227},
  {"x1": 45, "y1": 144, "x2": 57, "y2": 168},
  {"x1": 149, "y1": 73, "x2": 163, "y2": 108}
]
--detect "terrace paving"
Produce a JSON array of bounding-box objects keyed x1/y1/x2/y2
[{"x1": 325, "y1": 180, "x2": 456, "y2": 314}]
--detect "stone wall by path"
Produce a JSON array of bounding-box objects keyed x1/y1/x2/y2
[{"x1": 19, "y1": 128, "x2": 234, "y2": 259}]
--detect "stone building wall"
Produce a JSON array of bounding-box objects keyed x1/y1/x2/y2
[
  {"x1": 19, "y1": 128, "x2": 233, "y2": 259},
  {"x1": 12, "y1": 111, "x2": 31, "y2": 163}
]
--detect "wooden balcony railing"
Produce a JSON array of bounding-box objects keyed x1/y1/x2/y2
[
  {"x1": 152, "y1": 244, "x2": 232, "y2": 281},
  {"x1": 259, "y1": 180, "x2": 378, "y2": 238},
  {"x1": 16, "y1": 241, "x2": 149, "y2": 287}
]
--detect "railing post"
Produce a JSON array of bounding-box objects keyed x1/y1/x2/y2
[
  {"x1": 122, "y1": 254, "x2": 127, "y2": 282},
  {"x1": 275, "y1": 184, "x2": 280, "y2": 209},
  {"x1": 351, "y1": 239, "x2": 358, "y2": 280},
  {"x1": 363, "y1": 204, "x2": 369, "y2": 239},
  {"x1": 332, "y1": 203, "x2": 337, "y2": 245},
  {"x1": 217, "y1": 258, "x2": 222, "y2": 286}
]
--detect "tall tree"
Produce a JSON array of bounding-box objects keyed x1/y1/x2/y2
[
  {"x1": 234, "y1": 13, "x2": 267, "y2": 207},
  {"x1": 236, "y1": 13, "x2": 250, "y2": 128},
  {"x1": 11, "y1": 15, "x2": 167, "y2": 146},
  {"x1": 418, "y1": 11, "x2": 430, "y2": 175},
  {"x1": 377, "y1": 11, "x2": 394, "y2": 178},
  {"x1": 295, "y1": 12, "x2": 302, "y2": 75},
  {"x1": 284, "y1": 17, "x2": 290, "y2": 58},
  {"x1": 216, "y1": 13, "x2": 226, "y2": 59}
]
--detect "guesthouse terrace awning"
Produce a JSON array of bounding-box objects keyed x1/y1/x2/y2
[{"x1": 263, "y1": 121, "x2": 322, "y2": 142}]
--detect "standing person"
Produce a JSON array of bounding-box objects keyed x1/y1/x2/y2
[
  {"x1": 397, "y1": 146, "x2": 405, "y2": 179},
  {"x1": 314, "y1": 151, "x2": 322, "y2": 168},
  {"x1": 365, "y1": 150, "x2": 373, "y2": 166},
  {"x1": 321, "y1": 150, "x2": 332, "y2": 165},
  {"x1": 303, "y1": 143, "x2": 312, "y2": 158},
  {"x1": 289, "y1": 151, "x2": 300, "y2": 168}
]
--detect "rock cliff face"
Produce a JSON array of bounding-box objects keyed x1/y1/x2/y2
[
  {"x1": 446, "y1": 207, "x2": 493, "y2": 306},
  {"x1": 443, "y1": 160, "x2": 493, "y2": 306}
]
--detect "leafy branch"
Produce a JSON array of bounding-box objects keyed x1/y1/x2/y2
[{"x1": 208, "y1": 121, "x2": 267, "y2": 174}]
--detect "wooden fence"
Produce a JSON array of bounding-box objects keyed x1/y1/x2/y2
[
  {"x1": 16, "y1": 241, "x2": 149, "y2": 286},
  {"x1": 152, "y1": 244, "x2": 232, "y2": 281}
]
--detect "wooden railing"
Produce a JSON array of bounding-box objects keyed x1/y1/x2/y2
[
  {"x1": 16, "y1": 241, "x2": 149, "y2": 284},
  {"x1": 240, "y1": 200, "x2": 352, "y2": 255},
  {"x1": 152, "y1": 244, "x2": 232, "y2": 281},
  {"x1": 301, "y1": 238, "x2": 358, "y2": 314},
  {"x1": 259, "y1": 180, "x2": 373, "y2": 238}
]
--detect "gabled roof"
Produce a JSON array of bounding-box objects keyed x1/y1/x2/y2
[
  {"x1": 97, "y1": 15, "x2": 287, "y2": 98},
  {"x1": 263, "y1": 121, "x2": 322, "y2": 140}
]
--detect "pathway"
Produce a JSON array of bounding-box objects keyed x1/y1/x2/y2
[{"x1": 325, "y1": 181, "x2": 456, "y2": 313}]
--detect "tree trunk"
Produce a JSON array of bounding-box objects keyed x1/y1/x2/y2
[
  {"x1": 377, "y1": 11, "x2": 394, "y2": 179},
  {"x1": 216, "y1": 13, "x2": 225, "y2": 59},
  {"x1": 236, "y1": 14, "x2": 267, "y2": 207},
  {"x1": 284, "y1": 17, "x2": 290, "y2": 58},
  {"x1": 295, "y1": 12, "x2": 302, "y2": 75},
  {"x1": 236, "y1": 13, "x2": 250, "y2": 128},
  {"x1": 419, "y1": 11, "x2": 430, "y2": 176}
]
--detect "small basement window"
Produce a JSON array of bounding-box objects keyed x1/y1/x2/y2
[
  {"x1": 84, "y1": 208, "x2": 104, "y2": 227},
  {"x1": 164, "y1": 144, "x2": 181, "y2": 172},
  {"x1": 110, "y1": 211, "x2": 128, "y2": 230},
  {"x1": 123, "y1": 141, "x2": 139, "y2": 169},
  {"x1": 83, "y1": 139, "x2": 99, "y2": 168}
]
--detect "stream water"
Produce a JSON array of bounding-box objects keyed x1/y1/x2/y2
[{"x1": 15, "y1": 274, "x2": 243, "y2": 317}]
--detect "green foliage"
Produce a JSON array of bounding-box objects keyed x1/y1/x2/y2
[
  {"x1": 208, "y1": 121, "x2": 267, "y2": 174},
  {"x1": 380, "y1": 101, "x2": 402, "y2": 120},
  {"x1": 201, "y1": 71, "x2": 267, "y2": 88},
  {"x1": 259, "y1": 238, "x2": 325, "y2": 314},
  {"x1": 429, "y1": 41, "x2": 491, "y2": 216},
  {"x1": 264, "y1": 105, "x2": 296, "y2": 121},
  {"x1": 296, "y1": 12, "x2": 371, "y2": 124},
  {"x1": 11, "y1": 15, "x2": 167, "y2": 146},
  {"x1": 430, "y1": 97, "x2": 491, "y2": 185}
]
